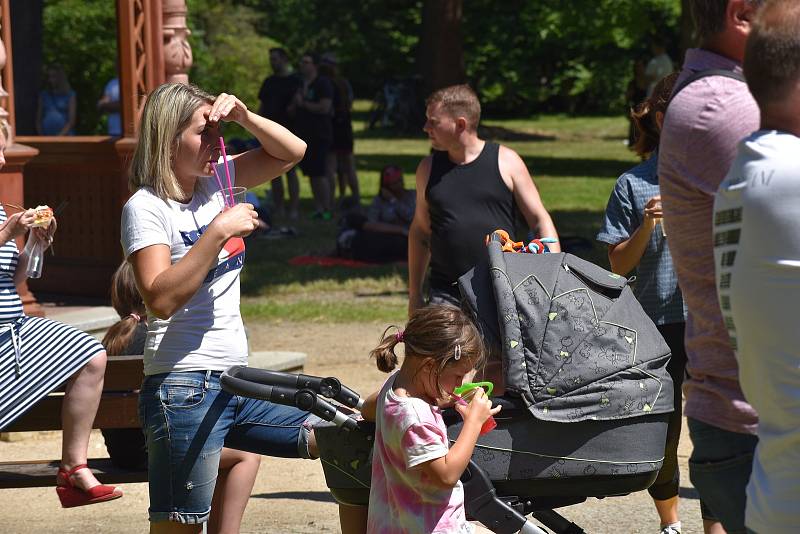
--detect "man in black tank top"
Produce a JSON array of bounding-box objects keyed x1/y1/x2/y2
[{"x1": 408, "y1": 84, "x2": 560, "y2": 314}]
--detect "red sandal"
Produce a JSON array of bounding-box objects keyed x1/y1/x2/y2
[{"x1": 55, "y1": 464, "x2": 123, "y2": 508}]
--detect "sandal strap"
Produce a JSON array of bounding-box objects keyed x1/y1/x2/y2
[{"x1": 59, "y1": 463, "x2": 89, "y2": 477}]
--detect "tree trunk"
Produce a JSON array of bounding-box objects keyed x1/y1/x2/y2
[
  {"x1": 418, "y1": 0, "x2": 465, "y2": 97},
  {"x1": 9, "y1": 0, "x2": 43, "y2": 136}
]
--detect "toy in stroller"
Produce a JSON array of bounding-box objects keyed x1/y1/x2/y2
[{"x1": 221, "y1": 235, "x2": 674, "y2": 533}]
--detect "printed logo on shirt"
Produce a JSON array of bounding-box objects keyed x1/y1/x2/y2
[
  {"x1": 180, "y1": 226, "x2": 208, "y2": 247},
  {"x1": 203, "y1": 237, "x2": 246, "y2": 283},
  {"x1": 179, "y1": 225, "x2": 246, "y2": 283}
]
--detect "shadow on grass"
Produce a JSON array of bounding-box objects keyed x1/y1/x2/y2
[
  {"x1": 354, "y1": 153, "x2": 633, "y2": 179},
  {"x1": 240, "y1": 208, "x2": 610, "y2": 297},
  {"x1": 353, "y1": 121, "x2": 557, "y2": 143}
]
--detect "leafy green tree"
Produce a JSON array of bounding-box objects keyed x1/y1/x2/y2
[{"x1": 42, "y1": 0, "x2": 116, "y2": 134}]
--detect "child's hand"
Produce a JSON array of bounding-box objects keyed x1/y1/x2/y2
[{"x1": 454, "y1": 387, "x2": 501, "y2": 426}]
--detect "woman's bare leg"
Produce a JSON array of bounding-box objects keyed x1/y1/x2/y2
[{"x1": 60, "y1": 350, "x2": 113, "y2": 490}]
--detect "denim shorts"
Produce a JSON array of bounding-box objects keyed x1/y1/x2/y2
[
  {"x1": 139, "y1": 370, "x2": 318, "y2": 524},
  {"x1": 687, "y1": 417, "x2": 758, "y2": 534}
]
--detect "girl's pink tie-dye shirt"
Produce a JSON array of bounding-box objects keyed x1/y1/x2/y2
[{"x1": 367, "y1": 373, "x2": 473, "y2": 534}]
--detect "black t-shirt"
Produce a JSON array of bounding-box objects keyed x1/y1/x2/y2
[
  {"x1": 294, "y1": 75, "x2": 334, "y2": 142},
  {"x1": 258, "y1": 74, "x2": 301, "y2": 127}
]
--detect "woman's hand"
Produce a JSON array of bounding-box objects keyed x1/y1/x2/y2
[
  {"x1": 30, "y1": 217, "x2": 57, "y2": 251},
  {"x1": 3, "y1": 210, "x2": 36, "y2": 240},
  {"x1": 207, "y1": 93, "x2": 249, "y2": 126},
  {"x1": 210, "y1": 203, "x2": 259, "y2": 239},
  {"x1": 454, "y1": 387, "x2": 501, "y2": 426}
]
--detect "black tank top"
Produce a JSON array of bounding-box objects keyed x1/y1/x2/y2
[{"x1": 426, "y1": 142, "x2": 516, "y2": 293}]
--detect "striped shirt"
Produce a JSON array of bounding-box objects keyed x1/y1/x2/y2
[
  {"x1": 0, "y1": 206, "x2": 25, "y2": 322},
  {"x1": 0, "y1": 205, "x2": 104, "y2": 430}
]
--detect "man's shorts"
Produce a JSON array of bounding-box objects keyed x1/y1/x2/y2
[
  {"x1": 688, "y1": 417, "x2": 757, "y2": 534},
  {"x1": 139, "y1": 370, "x2": 318, "y2": 524},
  {"x1": 299, "y1": 138, "x2": 331, "y2": 178}
]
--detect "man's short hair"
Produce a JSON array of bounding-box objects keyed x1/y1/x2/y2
[
  {"x1": 426, "y1": 84, "x2": 481, "y2": 130},
  {"x1": 269, "y1": 47, "x2": 289, "y2": 60},
  {"x1": 689, "y1": 0, "x2": 764, "y2": 42},
  {"x1": 744, "y1": 0, "x2": 800, "y2": 109}
]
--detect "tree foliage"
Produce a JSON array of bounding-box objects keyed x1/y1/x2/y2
[
  {"x1": 42, "y1": 0, "x2": 116, "y2": 134},
  {"x1": 40, "y1": 0, "x2": 683, "y2": 129}
]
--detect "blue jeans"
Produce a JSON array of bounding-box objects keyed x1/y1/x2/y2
[
  {"x1": 139, "y1": 370, "x2": 318, "y2": 524},
  {"x1": 688, "y1": 417, "x2": 757, "y2": 534}
]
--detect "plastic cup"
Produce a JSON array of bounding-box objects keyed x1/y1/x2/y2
[
  {"x1": 452, "y1": 386, "x2": 497, "y2": 436},
  {"x1": 229, "y1": 186, "x2": 247, "y2": 205},
  {"x1": 218, "y1": 186, "x2": 248, "y2": 210}
]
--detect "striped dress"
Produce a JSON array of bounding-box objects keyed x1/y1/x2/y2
[{"x1": 0, "y1": 205, "x2": 104, "y2": 430}]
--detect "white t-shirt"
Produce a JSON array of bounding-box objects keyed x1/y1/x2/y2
[
  {"x1": 121, "y1": 162, "x2": 248, "y2": 375},
  {"x1": 713, "y1": 130, "x2": 800, "y2": 534}
]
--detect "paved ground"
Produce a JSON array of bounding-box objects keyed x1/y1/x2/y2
[{"x1": 0, "y1": 322, "x2": 703, "y2": 533}]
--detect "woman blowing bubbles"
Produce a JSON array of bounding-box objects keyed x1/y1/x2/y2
[{"x1": 121, "y1": 83, "x2": 314, "y2": 533}]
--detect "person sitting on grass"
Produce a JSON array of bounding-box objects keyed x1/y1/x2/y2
[{"x1": 336, "y1": 164, "x2": 414, "y2": 263}]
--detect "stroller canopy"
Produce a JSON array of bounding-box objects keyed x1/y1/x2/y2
[{"x1": 459, "y1": 241, "x2": 674, "y2": 423}]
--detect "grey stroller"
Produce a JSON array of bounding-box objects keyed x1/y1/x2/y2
[{"x1": 222, "y1": 237, "x2": 674, "y2": 533}]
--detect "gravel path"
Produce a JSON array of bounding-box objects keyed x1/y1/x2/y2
[{"x1": 0, "y1": 321, "x2": 703, "y2": 533}]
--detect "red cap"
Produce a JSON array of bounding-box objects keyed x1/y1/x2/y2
[{"x1": 381, "y1": 166, "x2": 403, "y2": 187}]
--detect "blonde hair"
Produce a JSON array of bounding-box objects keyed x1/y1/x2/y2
[
  {"x1": 129, "y1": 83, "x2": 215, "y2": 201},
  {"x1": 370, "y1": 305, "x2": 485, "y2": 397},
  {"x1": 426, "y1": 84, "x2": 481, "y2": 131}
]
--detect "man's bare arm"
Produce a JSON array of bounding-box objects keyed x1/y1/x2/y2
[
  {"x1": 499, "y1": 145, "x2": 561, "y2": 252},
  {"x1": 408, "y1": 156, "x2": 433, "y2": 315}
]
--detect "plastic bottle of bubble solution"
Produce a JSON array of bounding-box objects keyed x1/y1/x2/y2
[{"x1": 25, "y1": 240, "x2": 45, "y2": 279}]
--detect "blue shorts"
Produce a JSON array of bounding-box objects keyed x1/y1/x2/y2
[
  {"x1": 139, "y1": 370, "x2": 318, "y2": 524},
  {"x1": 687, "y1": 417, "x2": 757, "y2": 534}
]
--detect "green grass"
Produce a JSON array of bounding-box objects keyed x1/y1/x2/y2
[{"x1": 241, "y1": 101, "x2": 640, "y2": 323}]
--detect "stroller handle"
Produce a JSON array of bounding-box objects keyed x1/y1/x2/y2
[
  {"x1": 222, "y1": 366, "x2": 363, "y2": 410},
  {"x1": 221, "y1": 366, "x2": 359, "y2": 431}
]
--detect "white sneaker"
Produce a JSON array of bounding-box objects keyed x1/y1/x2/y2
[{"x1": 660, "y1": 525, "x2": 681, "y2": 534}]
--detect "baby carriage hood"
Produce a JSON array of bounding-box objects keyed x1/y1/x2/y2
[{"x1": 459, "y1": 241, "x2": 674, "y2": 423}]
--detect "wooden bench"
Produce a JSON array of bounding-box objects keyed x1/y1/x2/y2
[
  {"x1": 0, "y1": 355, "x2": 147, "y2": 489},
  {"x1": 0, "y1": 351, "x2": 307, "y2": 489}
]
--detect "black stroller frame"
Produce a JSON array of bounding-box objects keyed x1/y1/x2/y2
[{"x1": 222, "y1": 366, "x2": 582, "y2": 534}]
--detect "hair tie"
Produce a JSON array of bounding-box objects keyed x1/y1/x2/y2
[
  {"x1": 395, "y1": 330, "x2": 404, "y2": 343},
  {"x1": 129, "y1": 313, "x2": 141, "y2": 322},
  {"x1": 454, "y1": 344, "x2": 462, "y2": 360}
]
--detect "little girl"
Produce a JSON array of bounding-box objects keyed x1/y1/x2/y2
[
  {"x1": 362, "y1": 305, "x2": 500, "y2": 534},
  {"x1": 101, "y1": 261, "x2": 262, "y2": 534}
]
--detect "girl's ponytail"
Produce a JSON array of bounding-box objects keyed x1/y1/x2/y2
[
  {"x1": 370, "y1": 325, "x2": 402, "y2": 373},
  {"x1": 103, "y1": 261, "x2": 146, "y2": 356},
  {"x1": 102, "y1": 315, "x2": 142, "y2": 356}
]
